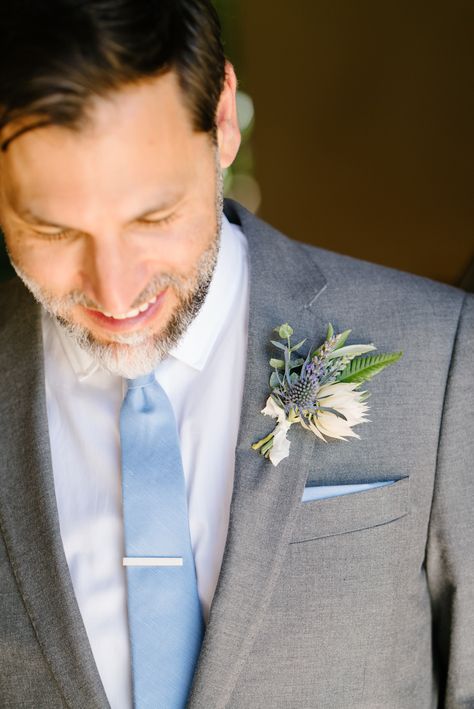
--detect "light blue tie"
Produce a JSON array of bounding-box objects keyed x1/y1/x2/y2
[{"x1": 120, "y1": 373, "x2": 204, "y2": 709}]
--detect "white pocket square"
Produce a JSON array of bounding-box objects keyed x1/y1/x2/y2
[{"x1": 302, "y1": 480, "x2": 395, "y2": 502}]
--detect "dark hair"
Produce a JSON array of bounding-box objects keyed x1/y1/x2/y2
[{"x1": 0, "y1": 0, "x2": 226, "y2": 150}]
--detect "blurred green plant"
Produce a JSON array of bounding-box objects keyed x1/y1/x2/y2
[{"x1": 213, "y1": 0, "x2": 260, "y2": 213}]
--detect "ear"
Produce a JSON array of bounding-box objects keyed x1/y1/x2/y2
[{"x1": 215, "y1": 61, "x2": 241, "y2": 169}]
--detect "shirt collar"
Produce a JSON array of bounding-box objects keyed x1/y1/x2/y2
[
  {"x1": 49, "y1": 214, "x2": 246, "y2": 380},
  {"x1": 168, "y1": 214, "x2": 246, "y2": 371}
]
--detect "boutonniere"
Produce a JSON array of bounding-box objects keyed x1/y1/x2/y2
[{"x1": 252, "y1": 323, "x2": 403, "y2": 466}]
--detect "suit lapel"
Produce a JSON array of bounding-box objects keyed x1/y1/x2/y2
[
  {"x1": 0, "y1": 281, "x2": 110, "y2": 708},
  {"x1": 188, "y1": 201, "x2": 328, "y2": 707}
]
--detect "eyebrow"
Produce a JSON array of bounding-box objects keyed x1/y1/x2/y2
[{"x1": 14, "y1": 193, "x2": 184, "y2": 230}]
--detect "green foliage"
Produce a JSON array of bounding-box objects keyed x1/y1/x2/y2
[
  {"x1": 327, "y1": 343, "x2": 376, "y2": 360},
  {"x1": 270, "y1": 371, "x2": 282, "y2": 388},
  {"x1": 269, "y1": 324, "x2": 309, "y2": 393},
  {"x1": 268, "y1": 322, "x2": 402, "y2": 395},
  {"x1": 291, "y1": 338, "x2": 307, "y2": 352},
  {"x1": 275, "y1": 323, "x2": 294, "y2": 339},
  {"x1": 333, "y1": 329, "x2": 352, "y2": 350},
  {"x1": 290, "y1": 357, "x2": 305, "y2": 369},
  {"x1": 270, "y1": 358, "x2": 285, "y2": 369},
  {"x1": 336, "y1": 352, "x2": 403, "y2": 384}
]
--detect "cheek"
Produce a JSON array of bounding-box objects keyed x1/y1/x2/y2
[
  {"x1": 6, "y1": 233, "x2": 82, "y2": 294},
  {"x1": 144, "y1": 213, "x2": 217, "y2": 277},
  {"x1": 177, "y1": 210, "x2": 218, "y2": 267}
]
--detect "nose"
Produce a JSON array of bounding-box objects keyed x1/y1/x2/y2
[{"x1": 79, "y1": 235, "x2": 149, "y2": 315}]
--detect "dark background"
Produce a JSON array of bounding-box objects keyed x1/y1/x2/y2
[
  {"x1": 219, "y1": 0, "x2": 473, "y2": 289},
  {"x1": 1, "y1": 1, "x2": 473, "y2": 289}
]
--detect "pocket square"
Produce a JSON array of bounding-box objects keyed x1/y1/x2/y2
[{"x1": 302, "y1": 480, "x2": 395, "y2": 502}]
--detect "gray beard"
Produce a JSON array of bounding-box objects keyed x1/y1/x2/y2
[{"x1": 10, "y1": 171, "x2": 224, "y2": 379}]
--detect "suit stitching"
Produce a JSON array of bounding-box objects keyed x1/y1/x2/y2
[
  {"x1": 306, "y1": 281, "x2": 328, "y2": 309},
  {"x1": 289, "y1": 511, "x2": 408, "y2": 544}
]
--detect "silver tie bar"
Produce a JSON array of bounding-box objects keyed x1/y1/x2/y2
[{"x1": 122, "y1": 557, "x2": 183, "y2": 567}]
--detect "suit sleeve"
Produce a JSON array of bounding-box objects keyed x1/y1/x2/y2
[{"x1": 426, "y1": 292, "x2": 474, "y2": 708}]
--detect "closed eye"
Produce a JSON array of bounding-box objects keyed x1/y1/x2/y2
[
  {"x1": 24, "y1": 207, "x2": 177, "y2": 241},
  {"x1": 136, "y1": 213, "x2": 176, "y2": 229},
  {"x1": 31, "y1": 227, "x2": 76, "y2": 241}
]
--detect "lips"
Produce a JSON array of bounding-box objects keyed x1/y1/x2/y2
[{"x1": 83, "y1": 289, "x2": 167, "y2": 332}]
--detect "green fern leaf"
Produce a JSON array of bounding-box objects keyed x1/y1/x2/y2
[{"x1": 336, "y1": 352, "x2": 403, "y2": 384}]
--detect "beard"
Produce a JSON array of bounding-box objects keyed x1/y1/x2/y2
[{"x1": 9, "y1": 167, "x2": 224, "y2": 379}]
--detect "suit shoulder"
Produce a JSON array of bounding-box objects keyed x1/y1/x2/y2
[
  {"x1": 226, "y1": 200, "x2": 468, "y2": 341},
  {"x1": 226, "y1": 198, "x2": 465, "y2": 308},
  {"x1": 295, "y1": 242, "x2": 469, "y2": 343},
  {"x1": 249, "y1": 208, "x2": 464, "y2": 307},
  {"x1": 303, "y1": 240, "x2": 463, "y2": 299}
]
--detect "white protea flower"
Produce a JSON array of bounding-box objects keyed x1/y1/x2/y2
[
  {"x1": 261, "y1": 396, "x2": 294, "y2": 465},
  {"x1": 303, "y1": 382, "x2": 370, "y2": 442}
]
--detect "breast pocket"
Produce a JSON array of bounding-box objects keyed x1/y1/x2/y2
[{"x1": 290, "y1": 476, "x2": 409, "y2": 544}]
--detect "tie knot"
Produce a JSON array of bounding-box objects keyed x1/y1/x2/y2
[{"x1": 127, "y1": 371, "x2": 156, "y2": 390}]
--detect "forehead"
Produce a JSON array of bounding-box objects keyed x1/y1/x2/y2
[{"x1": 1, "y1": 71, "x2": 207, "y2": 220}]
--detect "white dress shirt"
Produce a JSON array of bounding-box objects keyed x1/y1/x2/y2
[{"x1": 42, "y1": 216, "x2": 249, "y2": 709}]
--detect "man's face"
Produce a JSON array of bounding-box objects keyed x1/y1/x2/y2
[{"x1": 0, "y1": 69, "x2": 239, "y2": 377}]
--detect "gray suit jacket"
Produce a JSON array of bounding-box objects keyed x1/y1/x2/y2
[{"x1": 1, "y1": 200, "x2": 473, "y2": 708}]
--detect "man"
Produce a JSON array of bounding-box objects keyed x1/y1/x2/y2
[{"x1": 0, "y1": 1, "x2": 472, "y2": 708}]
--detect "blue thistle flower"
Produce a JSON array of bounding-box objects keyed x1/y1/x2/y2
[{"x1": 275, "y1": 368, "x2": 320, "y2": 418}]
